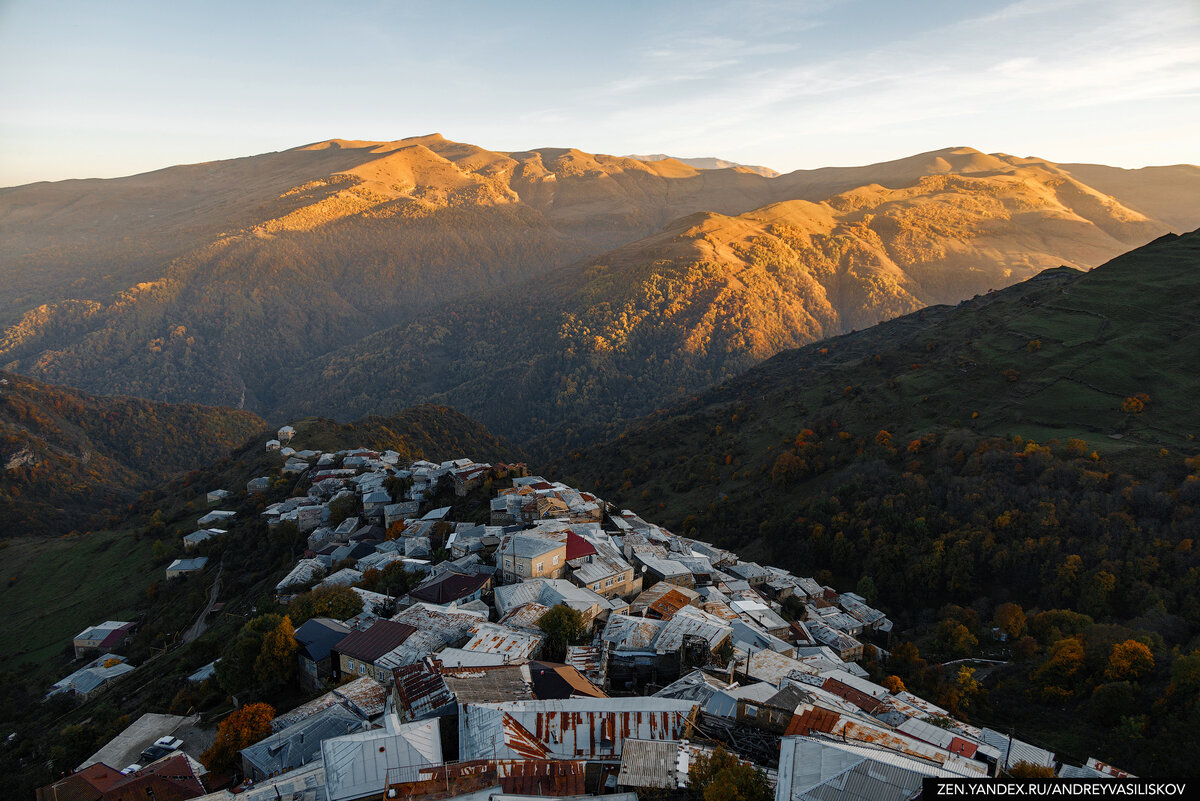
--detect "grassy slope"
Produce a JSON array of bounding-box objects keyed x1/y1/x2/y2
[{"x1": 0, "y1": 530, "x2": 156, "y2": 675}]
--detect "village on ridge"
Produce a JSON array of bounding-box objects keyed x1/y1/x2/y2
[{"x1": 40, "y1": 425, "x2": 1132, "y2": 801}]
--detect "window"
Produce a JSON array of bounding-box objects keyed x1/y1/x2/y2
[
  {"x1": 518, "y1": 564, "x2": 525, "y2": 575},
  {"x1": 605, "y1": 578, "x2": 613, "y2": 587},
  {"x1": 552, "y1": 555, "x2": 559, "y2": 565},
  {"x1": 594, "y1": 583, "x2": 601, "y2": 591},
  {"x1": 359, "y1": 664, "x2": 366, "y2": 674},
  {"x1": 535, "y1": 562, "x2": 543, "y2": 575}
]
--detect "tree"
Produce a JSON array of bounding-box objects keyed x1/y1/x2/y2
[
  {"x1": 254, "y1": 616, "x2": 297, "y2": 688},
  {"x1": 935, "y1": 619, "x2": 978, "y2": 658},
  {"x1": 855, "y1": 575, "x2": 879, "y2": 604},
  {"x1": 200, "y1": 702, "x2": 275, "y2": 774},
  {"x1": 1008, "y1": 762, "x2": 1056, "y2": 778},
  {"x1": 216, "y1": 613, "x2": 285, "y2": 695},
  {"x1": 993, "y1": 602, "x2": 1026, "y2": 640},
  {"x1": 537, "y1": 604, "x2": 586, "y2": 661},
  {"x1": 688, "y1": 747, "x2": 771, "y2": 801},
  {"x1": 1104, "y1": 640, "x2": 1154, "y2": 682},
  {"x1": 289, "y1": 585, "x2": 364, "y2": 625},
  {"x1": 882, "y1": 675, "x2": 906, "y2": 694}
]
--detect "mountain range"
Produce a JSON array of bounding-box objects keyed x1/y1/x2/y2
[{"x1": 2, "y1": 136, "x2": 1198, "y2": 445}]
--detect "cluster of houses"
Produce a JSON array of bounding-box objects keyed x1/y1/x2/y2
[{"x1": 41, "y1": 428, "x2": 1134, "y2": 801}]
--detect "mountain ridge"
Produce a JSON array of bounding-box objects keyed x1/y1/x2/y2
[{"x1": 2, "y1": 136, "x2": 1198, "y2": 441}]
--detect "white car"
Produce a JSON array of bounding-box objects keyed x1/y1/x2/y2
[
  {"x1": 120, "y1": 764, "x2": 141, "y2": 775},
  {"x1": 153, "y1": 736, "x2": 184, "y2": 750}
]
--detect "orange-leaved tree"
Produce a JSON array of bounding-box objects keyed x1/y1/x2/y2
[{"x1": 201, "y1": 702, "x2": 275, "y2": 774}]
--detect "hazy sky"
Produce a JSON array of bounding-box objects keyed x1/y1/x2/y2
[{"x1": 1, "y1": 0, "x2": 1198, "y2": 186}]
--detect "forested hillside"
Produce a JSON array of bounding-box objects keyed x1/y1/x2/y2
[{"x1": 0, "y1": 371, "x2": 264, "y2": 535}]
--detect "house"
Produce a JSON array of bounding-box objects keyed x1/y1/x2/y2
[
  {"x1": 567, "y1": 532, "x2": 640, "y2": 599},
  {"x1": 321, "y1": 719, "x2": 443, "y2": 801},
  {"x1": 392, "y1": 659, "x2": 536, "y2": 722},
  {"x1": 266, "y1": 439, "x2": 281, "y2": 452},
  {"x1": 182, "y1": 528, "x2": 225, "y2": 551},
  {"x1": 459, "y1": 697, "x2": 699, "y2": 761},
  {"x1": 332, "y1": 619, "x2": 419, "y2": 683},
  {"x1": 269, "y1": 675, "x2": 389, "y2": 731},
  {"x1": 452, "y1": 463, "x2": 493, "y2": 495},
  {"x1": 241, "y1": 704, "x2": 363, "y2": 782},
  {"x1": 35, "y1": 754, "x2": 205, "y2": 801},
  {"x1": 629, "y1": 584, "x2": 701, "y2": 619},
  {"x1": 723, "y1": 562, "x2": 772, "y2": 586},
  {"x1": 409, "y1": 571, "x2": 492, "y2": 606},
  {"x1": 460, "y1": 622, "x2": 544, "y2": 661},
  {"x1": 729, "y1": 598, "x2": 790, "y2": 637},
  {"x1": 73, "y1": 621, "x2": 135, "y2": 659},
  {"x1": 526, "y1": 661, "x2": 606, "y2": 699},
  {"x1": 197, "y1": 509, "x2": 236, "y2": 527},
  {"x1": 496, "y1": 532, "x2": 568, "y2": 582},
  {"x1": 494, "y1": 579, "x2": 627, "y2": 627},
  {"x1": 165, "y1": 557, "x2": 208, "y2": 579},
  {"x1": 362, "y1": 489, "x2": 392, "y2": 516},
  {"x1": 206, "y1": 489, "x2": 230, "y2": 505},
  {"x1": 247, "y1": 476, "x2": 271, "y2": 493},
  {"x1": 807, "y1": 620, "x2": 864, "y2": 661},
  {"x1": 294, "y1": 617, "x2": 352, "y2": 689},
  {"x1": 278, "y1": 425, "x2": 296, "y2": 442},
  {"x1": 635, "y1": 554, "x2": 695, "y2": 589},
  {"x1": 776, "y1": 736, "x2": 969, "y2": 801},
  {"x1": 46, "y1": 655, "x2": 136, "y2": 701}
]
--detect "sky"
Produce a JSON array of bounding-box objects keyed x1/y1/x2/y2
[{"x1": 1, "y1": 0, "x2": 1198, "y2": 186}]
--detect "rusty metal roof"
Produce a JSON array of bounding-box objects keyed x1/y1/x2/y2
[
  {"x1": 498, "y1": 602, "x2": 551, "y2": 632},
  {"x1": 629, "y1": 583, "x2": 700, "y2": 619},
  {"x1": 442, "y1": 664, "x2": 535, "y2": 705},
  {"x1": 460, "y1": 698, "x2": 699, "y2": 762},
  {"x1": 393, "y1": 660, "x2": 456, "y2": 721},
  {"x1": 527, "y1": 662, "x2": 607, "y2": 700},
  {"x1": 462, "y1": 623, "x2": 544, "y2": 660}
]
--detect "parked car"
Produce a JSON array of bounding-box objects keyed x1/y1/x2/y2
[
  {"x1": 120, "y1": 764, "x2": 141, "y2": 775},
  {"x1": 139, "y1": 744, "x2": 174, "y2": 762},
  {"x1": 153, "y1": 735, "x2": 184, "y2": 750}
]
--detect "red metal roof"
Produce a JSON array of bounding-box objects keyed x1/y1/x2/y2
[
  {"x1": 948, "y1": 736, "x2": 979, "y2": 758},
  {"x1": 97, "y1": 623, "x2": 135, "y2": 649},
  {"x1": 821, "y1": 678, "x2": 885, "y2": 714},
  {"x1": 564, "y1": 531, "x2": 597, "y2": 561}
]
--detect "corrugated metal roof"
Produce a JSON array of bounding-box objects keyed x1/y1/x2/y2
[
  {"x1": 437, "y1": 647, "x2": 517, "y2": 668},
  {"x1": 653, "y1": 669, "x2": 733, "y2": 704},
  {"x1": 498, "y1": 602, "x2": 551, "y2": 632},
  {"x1": 652, "y1": 606, "x2": 732, "y2": 652},
  {"x1": 979, "y1": 728, "x2": 1056, "y2": 770},
  {"x1": 393, "y1": 660, "x2": 456, "y2": 721},
  {"x1": 777, "y1": 735, "x2": 962, "y2": 801},
  {"x1": 242, "y1": 705, "x2": 362, "y2": 778},
  {"x1": 463, "y1": 623, "x2": 545, "y2": 659},
  {"x1": 460, "y1": 698, "x2": 699, "y2": 762},
  {"x1": 617, "y1": 739, "x2": 682, "y2": 788},
  {"x1": 630, "y1": 584, "x2": 700, "y2": 618},
  {"x1": 322, "y1": 718, "x2": 442, "y2": 801}
]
